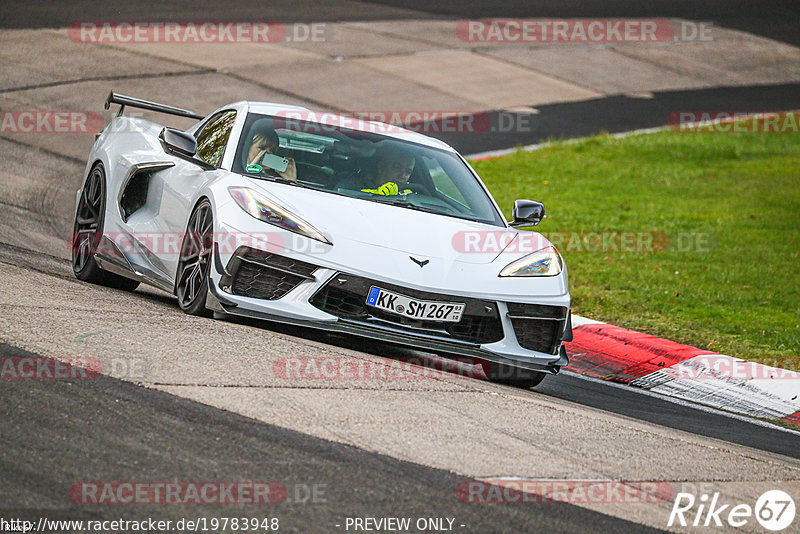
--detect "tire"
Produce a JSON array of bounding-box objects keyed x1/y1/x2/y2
[
  {"x1": 483, "y1": 361, "x2": 546, "y2": 389},
  {"x1": 175, "y1": 199, "x2": 213, "y2": 317},
  {"x1": 72, "y1": 163, "x2": 140, "y2": 291}
]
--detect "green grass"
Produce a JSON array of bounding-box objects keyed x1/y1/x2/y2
[{"x1": 471, "y1": 128, "x2": 800, "y2": 366}]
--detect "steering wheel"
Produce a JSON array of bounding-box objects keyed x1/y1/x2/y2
[{"x1": 404, "y1": 182, "x2": 433, "y2": 195}]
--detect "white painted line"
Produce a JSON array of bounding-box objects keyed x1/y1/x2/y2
[
  {"x1": 571, "y1": 314, "x2": 604, "y2": 327},
  {"x1": 633, "y1": 355, "x2": 800, "y2": 419},
  {"x1": 562, "y1": 369, "x2": 800, "y2": 437}
]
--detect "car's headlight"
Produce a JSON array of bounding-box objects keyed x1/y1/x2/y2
[
  {"x1": 228, "y1": 186, "x2": 331, "y2": 245},
  {"x1": 499, "y1": 246, "x2": 562, "y2": 277}
]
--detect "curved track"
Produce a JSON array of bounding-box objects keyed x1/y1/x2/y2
[{"x1": 1, "y1": 2, "x2": 799, "y2": 532}]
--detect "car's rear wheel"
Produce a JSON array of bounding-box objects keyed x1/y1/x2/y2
[
  {"x1": 483, "y1": 361, "x2": 546, "y2": 389},
  {"x1": 72, "y1": 163, "x2": 140, "y2": 291},
  {"x1": 176, "y1": 199, "x2": 213, "y2": 317}
]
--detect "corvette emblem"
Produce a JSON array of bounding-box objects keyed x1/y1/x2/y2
[{"x1": 409, "y1": 256, "x2": 429, "y2": 268}]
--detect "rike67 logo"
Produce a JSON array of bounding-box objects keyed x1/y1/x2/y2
[{"x1": 669, "y1": 490, "x2": 795, "y2": 531}]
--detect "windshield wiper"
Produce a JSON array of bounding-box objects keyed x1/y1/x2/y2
[
  {"x1": 371, "y1": 197, "x2": 495, "y2": 224},
  {"x1": 372, "y1": 197, "x2": 440, "y2": 214},
  {"x1": 247, "y1": 173, "x2": 319, "y2": 191}
]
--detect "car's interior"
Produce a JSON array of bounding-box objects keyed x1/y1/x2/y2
[{"x1": 231, "y1": 115, "x2": 506, "y2": 226}]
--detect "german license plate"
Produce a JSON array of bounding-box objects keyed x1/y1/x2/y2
[{"x1": 366, "y1": 286, "x2": 465, "y2": 323}]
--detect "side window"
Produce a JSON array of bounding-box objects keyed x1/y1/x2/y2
[{"x1": 196, "y1": 110, "x2": 237, "y2": 167}]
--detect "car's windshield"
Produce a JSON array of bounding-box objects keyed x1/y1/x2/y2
[{"x1": 232, "y1": 113, "x2": 506, "y2": 226}]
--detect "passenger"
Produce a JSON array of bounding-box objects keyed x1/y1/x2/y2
[{"x1": 245, "y1": 124, "x2": 297, "y2": 181}]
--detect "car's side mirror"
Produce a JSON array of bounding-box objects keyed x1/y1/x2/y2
[
  {"x1": 159, "y1": 128, "x2": 214, "y2": 170},
  {"x1": 510, "y1": 199, "x2": 545, "y2": 227}
]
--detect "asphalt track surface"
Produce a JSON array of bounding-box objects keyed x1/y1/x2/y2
[
  {"x1": 1, "y1": 239, "x2": 798, "y2": 532},
  {"x1": 1, "y1": 345, "x2": 661, "y2": 533},
  {"x1": 367, "y1": 0, "x2": 800, "y2": 47},
  {"x1": 2, "y1": 239, "x2": 799, "y2": 462},
  {"x1": 1, "y1": 2, "x2": 799, "y2": 532}
]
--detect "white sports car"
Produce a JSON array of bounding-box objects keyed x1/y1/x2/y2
[{"x1": 72, "y1": 92, "x2": 572, "y2": 387}]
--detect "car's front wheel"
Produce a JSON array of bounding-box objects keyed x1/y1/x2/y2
[
  {"x1": 175, "y1": 199, "x2": 213, "y2": 317},
  {"x1": 483, "y1": 361, "x2": 546, "y2": 389},
  {"x1": 72, "y1": 163, "x2": 140, "y2": 291}
]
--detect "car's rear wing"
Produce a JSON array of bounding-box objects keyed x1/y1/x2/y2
[{"x1": 105, "y1": 91, "x2": 205, "y2": 120}]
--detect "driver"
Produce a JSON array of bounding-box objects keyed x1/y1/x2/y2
[
  {"x1": 361, "y1": 143, "x2": 415, "y2": 195},
  {"x1": 245, "y1": 122, "x2": 297, "y2": 181}
]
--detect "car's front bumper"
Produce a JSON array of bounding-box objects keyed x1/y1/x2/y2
[{"x1": 206, "y1": 242, "x2": 570, "y2": 375}]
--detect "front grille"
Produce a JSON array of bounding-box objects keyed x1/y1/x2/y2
[
  {"x1": 507, "y1": 303, "x2": 568, "y2": 354},
  {"x1": 225, "y1": 247, "x2": 317, "y2": 300},
  {"x1": 310, "y1": 274, "x2": 503, "y2": 344}
]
